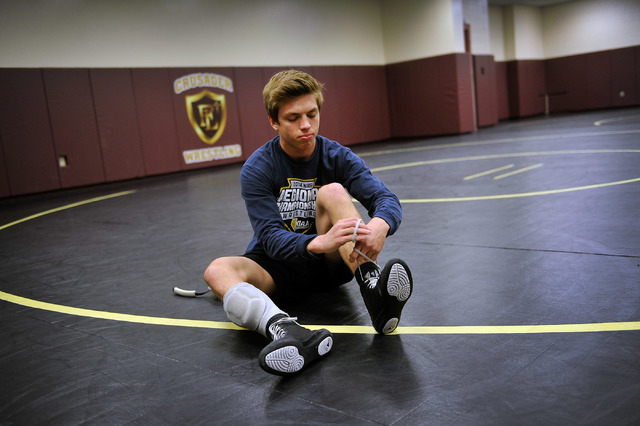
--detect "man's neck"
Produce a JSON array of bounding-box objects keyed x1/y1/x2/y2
[{"x1": 280, "y1": 138, "x2": 316, "y2": 162}]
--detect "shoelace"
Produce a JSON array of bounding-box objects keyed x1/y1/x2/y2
[
  {"x1": 269, "y1": 316, "x2": 299, "y2": 341},
  {"x1": 352, "y1": 218, "x2": 379, "y2": 284}
]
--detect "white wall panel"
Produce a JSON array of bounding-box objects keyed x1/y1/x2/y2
[
  {"x1": 1, "y1": 0, "x2": 639, "y2": 67},
  {"x1": 463, "y1": 0, "x2": 491, "y2": 55},
  {"x1": 489, "y1": 5, "x2": 506, "y2": 61},
  {"x1": 381, "y1": 0, "x2": 464, "y2": 64},
  {"x1": 0, "y1": 0, "x2": 386, "y2": 67},
  {"x1": 542, "y1": 0, "x2": 640, "y2": 58}
]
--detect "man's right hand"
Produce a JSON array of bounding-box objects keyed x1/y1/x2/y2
[{"x1": 307, "y1": 217, "x2": 371, "y2": 255}]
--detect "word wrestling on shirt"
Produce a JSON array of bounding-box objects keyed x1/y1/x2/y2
[{"x1": 278, "y1": 178, "x2": 320, "y2": 233}]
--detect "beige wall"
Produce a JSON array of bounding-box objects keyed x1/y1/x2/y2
[
  {"x1": 490, "y1": 0, "x2": 640, "y2": 61},
  {"x1": 463, "y1": 0, "x2": 492, "y2": 55},
  {"x1": 542, "y1": 0, "x2": 640, "y2": 58},
  {"x1": 1, "y1": 0, "x2": 639, "y2": 67},
  {"x1": 381, "y1": 0, "x2": 465, "y2": 63},
  {"x1": 0, "y1": 0, "x2": 387, "y2": 67},
  {"x1": 498, "y1": 4, "x2": 545, "y2": 60}
]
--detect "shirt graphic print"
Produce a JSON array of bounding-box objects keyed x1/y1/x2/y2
[{"x1": 277, "y1": 178, "x2": 320, "y2": 233}]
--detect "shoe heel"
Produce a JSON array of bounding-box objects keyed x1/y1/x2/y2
[
  {"x1": 318, "y1": 336, "x2": 333, "y2": 356},
  {"x1": 382, "y1": 318, "x2": 399, "y2": 334}
]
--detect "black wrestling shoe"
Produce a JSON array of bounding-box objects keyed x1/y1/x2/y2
[
  {"x1": 259, "y1": 316, "x2": 333, "y2": 375},
  {"x1": 358, "y1": 259, "x2": 413, "y2": 334}
]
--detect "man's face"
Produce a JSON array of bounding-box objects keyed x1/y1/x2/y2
[{"x1": 269, "y1": 94, "x2": 320, "y2": 160}]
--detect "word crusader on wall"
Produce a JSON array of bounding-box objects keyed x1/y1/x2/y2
[{"x1": 172, "y1": 71, "x2": 242, "y2": 167}]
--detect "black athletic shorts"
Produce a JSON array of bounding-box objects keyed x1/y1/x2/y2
[{"x1": 243, "y1": 251, "x2": 354, "y2": 293}]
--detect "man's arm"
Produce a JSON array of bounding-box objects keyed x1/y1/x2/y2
[
  {"x1": 329, "y1": 146, "x2": 401, "y2": 263},
  {"x1": 241, "y1": 163, "x2": 317, "y2": 260},
  {"x1": 334, "y1": 147, "x2": 402, "y2": 236}
]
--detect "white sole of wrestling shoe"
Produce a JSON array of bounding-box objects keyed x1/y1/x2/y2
[
  {"x1": 259, "y1": 331, "x2": 333, "y2": 375},
  {"x1": 375, "y1": 259, "x2": 413, "y2": 334}
]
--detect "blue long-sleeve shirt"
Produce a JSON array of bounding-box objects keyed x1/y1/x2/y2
[{"x1": 241, "y1": 135, "x2": 402, "y2": 261}]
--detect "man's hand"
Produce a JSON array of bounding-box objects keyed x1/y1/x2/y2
[
  {"x1": 307, "y1": 217, "x2": 371, "y2": 255},
  {"x1": 349, "y1": 217, "x2": 389, "y2": 263}
]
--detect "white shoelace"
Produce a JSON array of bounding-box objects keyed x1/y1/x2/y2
[
  {"x1": 352, "y1": 219, "x2": 377, "y2": 264},
  {"x1": 269, "y1": 316, "x2": 299, "y2": 341},
  {"x1": 352, "y1": 218, "x2": 379, "y2": 283}
]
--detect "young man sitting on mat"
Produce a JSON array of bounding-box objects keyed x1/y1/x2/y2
[{"x1": 203, "y1": 69, "x2": 413, "y2": 375}]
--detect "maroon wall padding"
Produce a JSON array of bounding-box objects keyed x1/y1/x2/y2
[
  {"x1": 0, "y1": 132, "x2": 11, "y2": 198},
  {"x1": 309, "y1": 66, "x2": 340, "y2": 142},
  {"x1": 169, "y1": 68, "x2": 244, "y2": 170},
  {"x1": 2, "y1": 45, "x2": 637, "y2": 198},
  {"x1": 131, "y1": 69, "x2": 182, "y2": 176},
  {"x1": 506, "y1": 61, "x2": 520, "y2": 117},
  {"x1": 358, "y1": 66, "x2": 391, "y2": 144},
  {"x1": 0, "y1": 69, "x2": 60, "y2": 196},
  {"x1": 637, "y1": 46, "x2": 640, "y2": 106},
  {"x1": 473, "y1": 55, "x2": 498, "y2": 127},
  {"x1": 507, "y1": 60, "x2": 546, "y2": 118},
  {"x1": 43, "y1": 69, "x2": 106, "y2": 188},
  {"x1": 311, "y1": 66, "x2": 389, "y2": 146},
  {"x1": 90, "y1": 69, "x2": 146, "y2": 181},
  {"x1": 544, "y1": 55, "x2": 587, "y2": 112},
  {"x1": 494, "y1": 61, "x2": 510, "y2": 120},
  {"x1": 387, "y1": 53, "x2": 474, "y2": 138},
  {"x1": 586, "y1": 51, "x2": 611, "y2": 110},
  {"x1": 386, "y1": 61, "x2": 413, "y2": 138},
  {"x1": 235, "y1": 67, "x2": 273, "y2": 159},
  {"x1": 235, "y1": 65, "x2": 388, "y2": 154},
  {"x1": 610, "y1": 47, "x2": 637, "y2": 107},
  {"x1": 545, "y1": 46, "x2": 639, "y2": 113},
  {"x1": 455, "y1": 53, "x2": 475, "y2": 134},
  {"x1": 325, "y1": 66, "x2": 360, "y2": 144}
]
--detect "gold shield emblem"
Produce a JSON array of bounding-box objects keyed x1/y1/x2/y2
[{"x1": 185, "y1": 90, "x2": 227, "y2": 145}]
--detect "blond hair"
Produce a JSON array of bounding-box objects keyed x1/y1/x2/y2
[{"x1": 263, "y1": 70, "x2": 324, "y2": 123}]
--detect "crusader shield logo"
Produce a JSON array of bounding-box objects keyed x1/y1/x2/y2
[{"x1": 185, "y1": 90, "x2": 227, "y2": 145}]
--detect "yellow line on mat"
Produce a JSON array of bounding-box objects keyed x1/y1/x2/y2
[
  {"x1": 357, "y1": 130, "x2": 640, "y2": 157},
  {"x1": 0, "y1": 291, "x2": 243, "y2": 330},
  {"x1": 464, "y1": 164, "x2": 514, "y2": 180},
  {"x1": 370, "y1": 149, "x2": 640, "y2": 173},
  {"x1": 399, "y1": 177, "x2": 640, "y2": 203},
  {"x1": 2, "y1": 291, "x2": 639, "y2": 335},
  {"x1": 0, "y1": 190, "x2": 137, "y2": 231},
  {"x1": 494, "y1": 163, "x2": 543, "y2": 180}
]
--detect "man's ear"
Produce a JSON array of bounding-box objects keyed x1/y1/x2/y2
[{"x1": 268, "y1": 116, "x2": 279, "y2": 131}]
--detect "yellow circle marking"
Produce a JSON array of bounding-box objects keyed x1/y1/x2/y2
[
  {"x1": 2, "y1": 290, "x2": 639, "y2": 334},
  {"x1": 0, "y1": 190, "x2": 137, "y2": 231},
  {"x1": 358, "y1": 129, "x2": 640, "y2": 158},
  {"x1": 1, "y1": 178, "x2": 639, "y2": 334},
  {"x1": 370, "y1": 149, "x2": 640, "y2": 202}
]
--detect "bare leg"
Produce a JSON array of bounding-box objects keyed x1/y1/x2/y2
[
  {"x1": 203, "y1": 256, "x2": 276, "y2": 300},
  {"x1": 314, "y1": 185, "x2": 414, "y2": 335},
  {"x1": 314, "y1": 183, "x2": 363, "y2": 273},
  {"x1": 204, "y1": 255, "x2": 333, "y2": 375}
]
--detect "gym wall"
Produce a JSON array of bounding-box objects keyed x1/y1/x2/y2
[
  {"x1": 0, "y1": 65, "x2": 393, "y2": 197},
  {"x1": 1, "y1": 0, "x2": 639, "y2": 198},
  {"x1": 490, "y1": 0, "x2": 640, "y2": 118}
]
